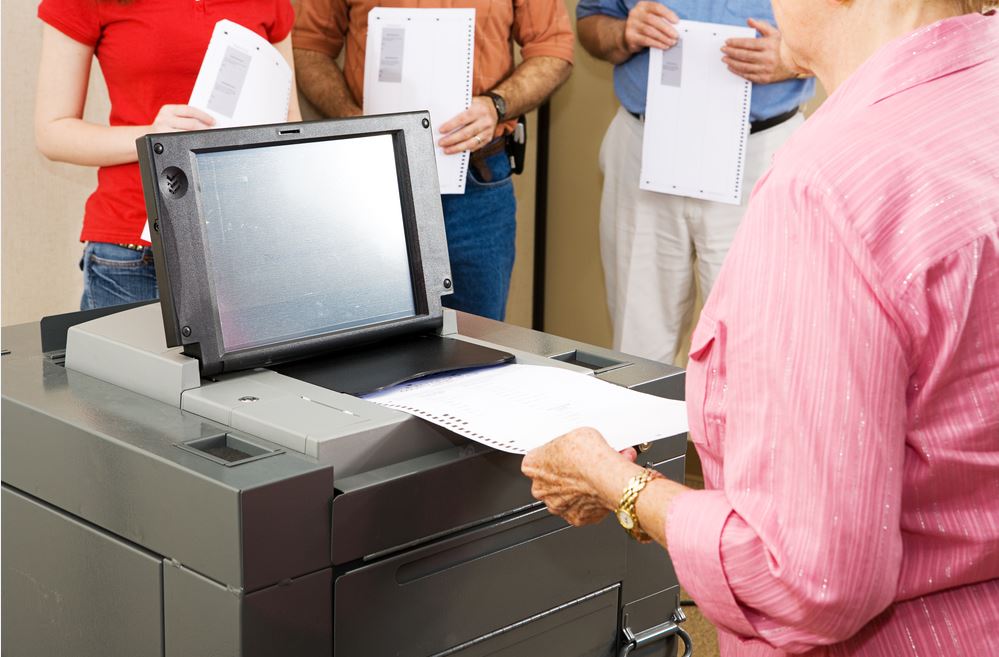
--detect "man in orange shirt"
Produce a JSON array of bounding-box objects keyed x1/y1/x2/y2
[{"x1": 293, "y1": 0, "x2": 574, "y2": 320}]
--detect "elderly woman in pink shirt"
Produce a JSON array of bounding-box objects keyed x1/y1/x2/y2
[{"x1": 522, "y1": 0, "x2": 999, "y2": 655}]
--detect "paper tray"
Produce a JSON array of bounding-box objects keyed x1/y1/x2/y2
[{"x1": 273, "y1": 334, "x2": 514, "y2": 396}]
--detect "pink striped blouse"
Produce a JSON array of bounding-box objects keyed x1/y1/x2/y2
[{"x1": 666, "y1": 12, "x2": 999, "y2": 656}]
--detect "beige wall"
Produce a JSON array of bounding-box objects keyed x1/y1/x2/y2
[
  {"x1": 0, "y1": 3, "x2": 538, "y2": 328},
  {"x1": 2, "y1": 1, "x2": 111, "y2": 326},
  {"x1": 541, "y1": 1, "x2": 827, "y2": 351},
  {"x1": 543, "y1": 6, "x2": 618, "y2": 347},
  {"x1": 506, "y1": 112, "x2": 538, "y2": 329},
  {"x1": 1, "y1": 1, "x2": 822, "y2": 338}
]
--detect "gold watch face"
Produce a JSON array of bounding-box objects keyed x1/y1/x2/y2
[{"x1": 617, "y1": 510, "x2": 634, "y2": 529}]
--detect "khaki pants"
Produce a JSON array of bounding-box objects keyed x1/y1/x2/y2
[{"x1": 598, "y1": 106, "x2": 804, "y2": 364}]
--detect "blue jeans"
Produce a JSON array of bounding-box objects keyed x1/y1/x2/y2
[
  {"x1": 80, "y1": 242, "x2": 159, "y2": 310},
  {"x1": 441, "y1": 148, "x2": 517, "y2": 321}
]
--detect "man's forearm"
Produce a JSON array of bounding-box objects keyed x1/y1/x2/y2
[
  {"x1": 491, "y1": 56, "x2": 572, "y2": 118},
  {"x1": 577, "y1": 15, "x2": 631, "y2": 65},
  {"x1": 293, "y1": 48, "x2": 362, "y2": 118}
]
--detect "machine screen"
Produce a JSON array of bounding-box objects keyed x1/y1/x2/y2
[{"x1": 195, "y1": 134, "x2": 417, "y2": 352}]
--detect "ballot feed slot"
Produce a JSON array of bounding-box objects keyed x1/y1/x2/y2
[
  {"x1": 176, "y1": 433, "x2": 281, "y2": 467},
  {"x1": 550, "y1": 349, "x2": 629, "y2": 373}
]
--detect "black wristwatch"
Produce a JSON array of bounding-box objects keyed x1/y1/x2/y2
[{"x1": 485, "y1": 91, "x2": 507, "y2": 122}]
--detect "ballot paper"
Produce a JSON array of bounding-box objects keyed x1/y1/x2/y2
[
  {"x1": 188, "y1": 19, "x2": 292, "y2": 129},
  {"x1": 640, "y1": 20, "x2": 755, "y2": 205},
  {"x1": 142, "y1": 20, "x2": 293, "y2": 244},
  {"x1": 363, "y1": 8, "x2": 475, "y2": 194},
  {"x1": 364, "y1": 364, "x2": 689, "y2": 454}
]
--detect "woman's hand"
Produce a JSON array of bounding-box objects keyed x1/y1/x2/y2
[
  {"x1": 522, "y1": 427, "x2": 638, "y2": 526},
  {"x1": 150, "y1": 105, "x2": 216, "y2": 133},
  {"x1": 722, "y1": 18, "x2": 799, "y2": 84}
]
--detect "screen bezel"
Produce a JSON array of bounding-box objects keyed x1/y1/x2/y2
[
  {"x1": 193, "y1": 131, "x2": 424, "y2": 354},
  {"x1": 137, "y1": 113, "x2": 452, "y2": 376}
]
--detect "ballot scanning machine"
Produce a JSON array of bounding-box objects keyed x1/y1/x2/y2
[{"x1": 1, "y1": 113, "x2": 692, "y2": 657}]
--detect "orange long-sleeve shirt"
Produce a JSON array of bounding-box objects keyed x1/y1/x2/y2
[{"x1": 293, "y1": 0, "x2": 575, "y2": 132}]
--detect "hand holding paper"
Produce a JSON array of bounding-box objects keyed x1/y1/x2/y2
[
  {"x1": 149, "y1": 105, "x2": 216, "y2": 132},
  {"x1": 187, "y1": 20, "x2": 293, "y2": 129},
  {"x1": 438, "y1": 96, "x2": 498, "y2": 155},
  {"x1": 521, "y1": 426, "x2": 639, "y2": 527},
  {"x1": 364, "y1": 364, "x2": 688, "y2": 454},
  {"x1": 142, "y1": 19, "x2": 293, "y2": 244},
  {"x1": 640, "y1": 20, "x2": 755, "y2": 205},
  {"x1": 721, "y1": 18, "x2": 795, "y2": 84},
  {"x1": 363, "y1": 8, "x2": 476, "y2": 194},
  {"x1": 622, "y1": 1, "x2": 680, "y2": 53}
]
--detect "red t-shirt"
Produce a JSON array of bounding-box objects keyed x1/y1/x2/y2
[{"x1": 38, "y1": 0, "x2": 295, "y2": 245}]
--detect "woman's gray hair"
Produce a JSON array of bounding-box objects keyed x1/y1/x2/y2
[{"x1": 957, "y1": 0, "x2": 996, "y2": 13}]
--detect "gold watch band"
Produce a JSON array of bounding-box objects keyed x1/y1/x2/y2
[{"x1": 615, "y1": 468, "x2": 662, "y2": 543}]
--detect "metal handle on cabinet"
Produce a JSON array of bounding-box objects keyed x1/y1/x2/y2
[{"x1": 619, "y1": 608, "x2": 692, "y2": 657}]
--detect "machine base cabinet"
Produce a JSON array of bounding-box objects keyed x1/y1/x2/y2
[
  {"x1": 2, "y1": 311, "x2": 690, "y2": 657},
  {"x1": 1, "y1": 488, "x2": 164, "y2": 657}
]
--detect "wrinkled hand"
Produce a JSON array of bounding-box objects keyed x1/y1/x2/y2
[
  {"x1": 438, "y1": 97, "x2": 498, "y2": 155},
  {"x1": 721, "y1": 18, "x2": 797, "y2": 84},
  {"x1": 150, "y1": 104, "x2": 216, "y2": 132},
  {"x1": 522, "y1": 427, "x2": 638, "y2": 527},
  {"x1": 623, "y1": 1, "x2": 680, "y2": 54}
]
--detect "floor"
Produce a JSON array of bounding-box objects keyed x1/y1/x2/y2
[{"x1": 681, "y1": 593, "x2": 720, "y2": 656}]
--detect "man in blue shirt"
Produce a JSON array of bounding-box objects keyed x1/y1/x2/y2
[{"x1": 578, "y1": 0, "x2": 815, "y2": 364}]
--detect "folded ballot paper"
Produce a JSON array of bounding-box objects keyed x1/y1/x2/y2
[
  {"x1": 364, "y1": 364, "x2": 688, "y2": 454},
  {"x1": 142, "y1": 20, "x2": 293, "y2": 244},
  {"x1": 188, "y1": 19, "x2": 293, "y2": 129}
]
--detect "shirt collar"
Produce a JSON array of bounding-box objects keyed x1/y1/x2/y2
[{"x1": 829, "y1": 11, "x2": 998, "y2": 110}]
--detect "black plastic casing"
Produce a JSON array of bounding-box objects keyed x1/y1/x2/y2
[{"x1": 136, "y1": 112, "x2": 453, "y2": 376}]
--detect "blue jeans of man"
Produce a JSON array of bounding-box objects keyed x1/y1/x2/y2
[
  {"x1": 80, "y1": 242, "x2": 159, "y2": 310},
  {"x1": 441, "y1": 148, "x2": 517, "y2": 321}
]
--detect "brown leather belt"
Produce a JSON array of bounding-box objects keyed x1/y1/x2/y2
[
  {"x1": 114, "y1": 243, "x2": 148, "y2": 251},
  {"x1": 468, "y1": 137, "x2": 508, "y2": 182}
]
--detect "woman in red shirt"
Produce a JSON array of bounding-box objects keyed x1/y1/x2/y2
[{"x1": 35, "y1": 0, "x2": 301, "y2": 310}]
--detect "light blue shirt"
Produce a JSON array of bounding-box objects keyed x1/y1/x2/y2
[{"x1": 577, "y1": 0, "x2": 815, "y2": 122}]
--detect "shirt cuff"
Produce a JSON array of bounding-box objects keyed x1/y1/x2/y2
[{"x1": 666, "y1": 489, "x2": 757, "y2": 639}]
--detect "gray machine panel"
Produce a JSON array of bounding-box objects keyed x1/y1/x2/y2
[
  {"x1": 443, "y1": 586, "x2": 621, "y2": 657},
  {"x1": 164, "y1": 561, "x2": 332, "y2": 657},
  {"x1": 455, "y1": 313, "x2": 686, "y2": 401},
  {"x1": 1, "y1": 333, "x2": 334, "y2": 591},
  {"x1": 1, "y1": 487, "x2": 164, "y2": 657},
  {"x1": 623, "y1": 456, "x2": 684, "y2": 604},
  {"x1": 2, "y1": 312, "x2": 690, "y2": 656},
  {"x1": 333, "y1": 508, "x2": 625, "y2": 656},
  {"x1": 331, "y1": 444, "x2": 531, "y2": 563}
]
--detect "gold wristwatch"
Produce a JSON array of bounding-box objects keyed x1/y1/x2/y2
[{"x1": 616, "y1": 468, "x2": 662, "y2": 543}]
